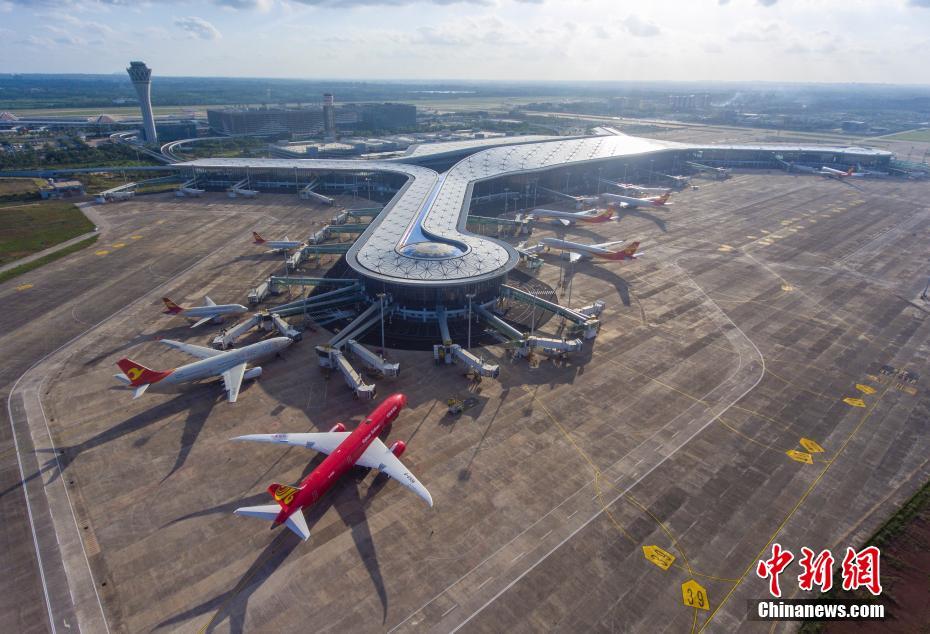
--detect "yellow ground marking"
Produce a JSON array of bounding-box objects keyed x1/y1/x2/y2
[
  {"x1": 788, "y1": 228, "x2": 799, "y2": 232},
  {"x1": 745, "y1": 235, "x2": 757, "y2": 239},
  {"x1": 643, "y1": 545, "x2": 676, "y2": 570},
  {"x1": 760, "y1": 229, "x2": 770, "y2": 234},
  {"x1": 808, "y1": 219, "x2": 817, "y2": 223},
  {"x1": 855, "y1": 384, "x2": 876, "y2": 395},
  {"x1": 900, "y1": 385, "x2": 918, "y2": 396},
  {"x1": 786, "y1": 450, "x2": 813, "y2": 464},
  {"x1": 156, "y1": 219, "x2": 165, "y2": 224},
  {"x1": 682, "y1": 579, "x2": 710, "y2": 610},
  {"x1": 757, "y1": 240, "x2": 772, "y2": 246},
  {"x1": 799, "y1": 438, "x2": 824, "y2": 453},
  {"x1": 717, "y1": 245, "x2": 734, "y2": 252},
  {"x1": 130, "y1": 234, "x2": 142, "y2": 240},
  {"x1": 95, "y1": 250, "x2": 109, "y2": 256},
  {"x1": 15, "y1": 283, "x2": 33, "y2": 291},
  {"x1": 111, "y1": 242, "x2": 126, "y2": 249},
  {"x1": 780, "y1": 220, "x2": 792, "y2": 225},
  {"x1": 699, "y1": 386, "x2": 890, "y2": 631},
  {"x1": 843, "y1": 397, "x2": 866, "y2": 408},
  {"x1": 533, "y1": 395, "x2": 737, "y2": 584},
  {"x1": 780, "y1": 283, "x2": 793, "y2": 292}
]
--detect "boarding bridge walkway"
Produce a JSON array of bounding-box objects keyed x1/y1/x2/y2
[
  {"x1": 500, "y1": 284, "x2": 600, "y2": 339},
  {"x1": 346, "y1": 339, "x2": 399, "y2": 377},
  {"x1": 475, "y1": 304, "x2": 524, "y2": 342}
]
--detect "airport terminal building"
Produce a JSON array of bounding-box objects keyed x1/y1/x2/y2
[{"x1": 179, "y1": 134, "x2": 893, "y2": 317}]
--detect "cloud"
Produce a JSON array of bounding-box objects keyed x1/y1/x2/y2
[
  {"x1": 621, "y1": 15, "x2": 661, "y2": 37},
  {"x1": 174, "y1": 16, "x2": 221, "y2": 40},
  {"x1": 729, "y1": 20, "x2": 781, "y2": 43},
  {"x1": 908, "y1": 0, "x2": 930, "y2": 6},
  {"x1": 757, "y1": 0, "x2": 778, "y2": 6}
]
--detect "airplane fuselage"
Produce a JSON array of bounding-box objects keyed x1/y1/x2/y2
[
  {"x1": 601, "y1": 193, "x2": 670, "y2": 208},
  {"x1": 540, "y1": 237, "x2": 637, "y2": 260},
  {"x1": 529, "y1": 208, "x2": 613, "y2": 224},
  {"x1": 165, "y1": 337, "x2": 291, "y2": 385},
  {"x1": 274, "y1": 393, "x2": 407, "y2": 525},
  {"x1": 174, "y1": 304, "x2": 248, "y2": 320}
]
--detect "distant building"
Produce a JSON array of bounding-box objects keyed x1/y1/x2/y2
[
  {"x1": 323, "y1": 93, "x2": 336, "y2": 139},
  {"x1": 207, "y1": 107, "x2": 324, "y2": 136},
  {"x1": 126, "y1": 61, "x2": 157, "y2": 145},
  {"x1": 358, "y1": 103, "x2": 417, "y2": 132},
  {"x1": 40, "y1": 179, "x2": 84, "y2": 199},
  {"x1": 842, "y1": 120, "x2": 869, "y2": 133},
  {"x1": 156, "y1": 121, "x2": 198, "y2": 142}
]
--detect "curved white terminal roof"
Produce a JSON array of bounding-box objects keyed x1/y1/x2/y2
[{"x1": 181, "y1": 134, "x2": 890, "y2": 288}]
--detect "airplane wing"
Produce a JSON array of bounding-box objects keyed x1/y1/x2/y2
[
  {"x1": 356, "y1": 439, "x2": 433, "y2": 507},
  {"x1": 190, "y1": 316, "x2": 215, "y2": 328},
  {"x1": 204, "y1": 296, "x2": 216, "y2": 306},
  {"x1": 222, "y1": 362, "x2": 247, "y2": 403},
  {"x1": 161, "y1": 339, "x2": 224, "y2": 359},
  {"x1": 568, "y1": 251, "x2": 583, "y2": 263},
  {"x1": 558, "y1": 218, "x2": 571, "y2": 226},
  {"x1": 232, "y1": 431, "x2": 351, "y2": 455}
]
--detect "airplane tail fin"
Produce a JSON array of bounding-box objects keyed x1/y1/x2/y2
[
  {"x1": 656, "y1": 193, "x2": 671, "y2": 204},
  {"x1": 846, "y1": 166, "x2": 854, "y2": 176},
  {"x1": 609, "y1": 241, "x2": 640, "y2": 260},
  {"x1": 268, "y1": 482, "x2": 301, "y2": 511},
  {"x1": 115, "y1": 358, "x2": 173, "y2": 388},
  {"x1": 252, "y1": 231, "x2": 266, "y2": 244},
  {"x1": 234, "y1": 499, "x2": 311, "y2": 541},
  {"x1": 162, "y1": 297, "x2": 184, "y2": 314}
]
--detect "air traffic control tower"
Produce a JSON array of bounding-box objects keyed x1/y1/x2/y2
[{"x1": 126, "y1": 61, "x2": 157, "y2": 145}]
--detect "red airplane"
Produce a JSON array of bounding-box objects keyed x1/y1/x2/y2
[{"x1": 233, "y1": 393, "x2": 432, "y2": 540}]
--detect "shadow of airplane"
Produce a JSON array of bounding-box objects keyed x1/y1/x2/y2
[
  {"x1": 609, "y1": 206, "x2": 667, "y2": 233},
  {"x1": 156, "y1": 467, "x2": 392, "y2": 631},
  {"x1": 19, "y1": 390, "x2": 222, "y2": 491}
]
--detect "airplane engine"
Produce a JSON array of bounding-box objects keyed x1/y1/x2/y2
[
  {"x1": 389, "y1": 440, "x2": 406, "y2": 458},
  {"x1": 329, "y1": 422, "x2": 346, "y2": 433},
  {"x1": 244, "y1": 367, "x2": 262, "y2": 380}
]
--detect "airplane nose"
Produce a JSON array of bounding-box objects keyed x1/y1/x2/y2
[{"x1": 397, "y1": 393, "x2": 408, "y2": 408}]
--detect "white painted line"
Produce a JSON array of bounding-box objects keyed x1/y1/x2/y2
[
  {"x1": 475, "y1": 577, "x2": 494, "y2": 592},
  {"x1": 441, "y1": 605, "x2": 459, "y2": 618},
  {"x1": 567, "y1": 510, "x2": 579, "y2": 520},
  {"x1": 449, "y1": 262, "x2": 767, "y2": 634},
  {"x1": 539, "y1": 530, "x2": 552, "y2": 541},
  {"x1": 510, "y1": 552, "x2": 526, "y2": 564}
]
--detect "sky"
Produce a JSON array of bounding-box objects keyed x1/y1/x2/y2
[{"x1": 1, "y1": 0, "x2": 930, "y2": 84}]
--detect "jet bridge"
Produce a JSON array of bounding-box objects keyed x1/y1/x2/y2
[
  {"x1": 346, "y1": 339, "x2": 399, "y2": 377},
  {"x1": 211, "y1": 311, "x2": 302, "y2": 350},
  {"x1": 500, "y1": 285, "x2": 601, "y2": 339},
  {"x1": 316, "y1": 346, "x2": 376, "y2": 400},
  {"x1": 433, "y1": 343, "x2": 500, "y2": 379},
  {"x1": 475, "y1": 303, "x2": 524, "y2": 342},
  {"x1": 346, "y1": 207, "x2": 383, "y2": 219},
  {"x1": 299, "y1": 178, "x2": 335, "y2": 205}
]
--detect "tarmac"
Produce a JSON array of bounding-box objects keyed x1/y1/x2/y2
[{"x1": 3, "y1": 172, "x2": 930, "y2": 633}]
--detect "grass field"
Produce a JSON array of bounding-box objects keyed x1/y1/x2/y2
[
  {"x1": 0, "y1": 234, "x2": 98, "y2": 285},
  {"x1": 0, "y1": 200, "x2": 95, "y2": 266},
  {"x1": 0, "y1": 177, "x2": 46, "y2": 202},
  {"x1": 877, "y1": 128, "x2": 930, "y2": 142}
]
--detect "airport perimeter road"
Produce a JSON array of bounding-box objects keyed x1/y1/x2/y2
[{"x1": 0, "y1": 193, "x2": 330, "y2": 633}]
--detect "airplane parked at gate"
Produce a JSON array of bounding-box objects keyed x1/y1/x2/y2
[
  {"x1": 114, "y1": 337, "x2": 292, "y2": 402},
  {"x1": 527, "y1": 208, "x2": 614, "y2": 226},
  {"x1": 539, "y1": 237, "x2": 641, "y2": 262},
  {"x1": 601, "y1": 192, "x2": 673, "y2": 209},
  {"x1": 820, "y1": 166, "x2": 856, "y2": 179},
  {"x1": 600, "y1": 179, "x2": 672, "y2": 196},
  {"x1": 252, "y1": 232, "x2": 305, "y2": 251},
  {"x1": 233, "y1": 392, "x2": 432, "y2": 540},
  {"x1": 162, "y1": 296, "x2": 249, "y2": 328}
]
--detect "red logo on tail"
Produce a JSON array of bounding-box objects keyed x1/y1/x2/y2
[
  {"x1": 162, "y1": 298, "x2": 184, "y2": 314},
  {"x1": 252, "y1": 231, "x2": 266, "y2": 244},
  {"x1": 116, "y1": 358, "x2": 173, "y2": 386}
]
